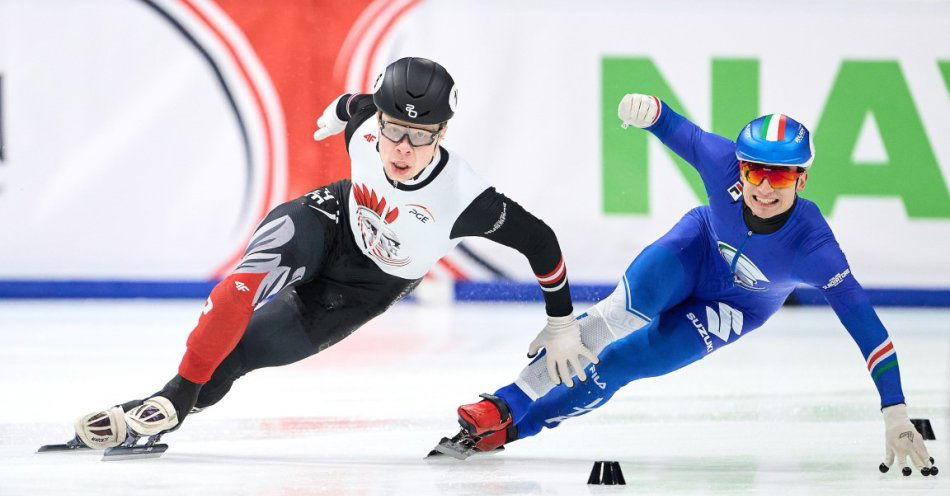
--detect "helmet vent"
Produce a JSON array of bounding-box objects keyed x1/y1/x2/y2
[{"x1": 405, "y1": 59, "x2": 433, "y2": 98}]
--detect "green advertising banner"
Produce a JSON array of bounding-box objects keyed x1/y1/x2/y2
[{"x1": 602, "y1": 58, "x2": 950, "y2": 218}]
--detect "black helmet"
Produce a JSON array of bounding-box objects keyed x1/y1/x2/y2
[{"x1": 372, "y1": 57, "x2": 457, "y2": 124}]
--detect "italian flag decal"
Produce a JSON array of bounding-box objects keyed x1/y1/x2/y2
[
  {"x1": 760, "y1": 114, "x2": 788, "y2": 141},
  {"x1": 867, "y1": 338, "x2": 898, "y2": 380}
]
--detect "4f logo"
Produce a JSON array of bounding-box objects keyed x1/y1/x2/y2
[
  {"x1": 363, "y1": 133, "x2": 377, "y2": 143},
  {"x1": 234, "y1": 281, "x2": 249, "y2": 292},
  {"x1": 405, "y1": 104, "x2": 418, "y2": 118}
]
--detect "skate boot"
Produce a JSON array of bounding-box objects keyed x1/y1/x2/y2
[
  {"x1": 427, "y1": 394, "x2": 517, "y2": 460},
  {"x1": 123, "y1": 396, "x2": 180, "y2": 436},
  {"x1": 118, "y1": 374, "x2": 200, "y2": 438},
  {"x1": 40, "y1": 375, "x2": 199, "y2": 459},
  {"x1": 39, "y1": 398, "x2": 144, "y2": 453},
  {"x1": 101, "y1": 375, "x2": 200, "y2": 459},
  {"x1": 72, "y1": 406, "x2": 128, "y2": 450},
  {"x1": 93, "y1": 396, "x2": 179, "y2": 460}
]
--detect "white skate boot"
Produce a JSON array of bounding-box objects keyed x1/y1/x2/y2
[
  {"x1": 41, "y1": 375, "x2": 198, "y2": 459},
  {"x1": 95, "y1": 396, "x2": 178, "y2": 460},
  {"x1": 74, "y1": 406, "x2": 128, "y2": 449},
  {"x1": 124, "y1": 396, "x2": 179, "y2": 436},
  {"x1": 37, "y1": 405, "x2": 129, "y2": 453}
]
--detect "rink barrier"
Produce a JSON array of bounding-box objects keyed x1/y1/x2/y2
[
  {"x1": 1, "y1": 280, "x2": 950, "y2": 307},
  {"x1": 0, "y1": 280, "x2": 218, "y2": 299},
  {"x1": 452, "y1": 282, "x2": 950, "y2": 308}
]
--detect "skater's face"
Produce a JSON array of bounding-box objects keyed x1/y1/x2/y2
[
  {"x1": 377, "y1": 113, "x2": 446, "y2": 183},
  {"x1": 739, "y1": 162, "x2": 808, "y2": 218}
]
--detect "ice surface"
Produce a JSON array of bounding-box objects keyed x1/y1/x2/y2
[{"x1": 0, "y1": 300, "x2": 947, "y2": 495}]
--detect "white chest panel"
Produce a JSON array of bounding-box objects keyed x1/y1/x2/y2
[{"x1": 346, "y1": 118, "x2": 489, "y2": 279}]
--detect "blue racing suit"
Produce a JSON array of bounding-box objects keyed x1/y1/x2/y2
[{"x1": 495, "y1": 103, "x2": 905, "y2": 439}]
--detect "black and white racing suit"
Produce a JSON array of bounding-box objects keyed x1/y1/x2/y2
[{"x1": 184, "y1": 95, "x2": 575, "y2": 409}]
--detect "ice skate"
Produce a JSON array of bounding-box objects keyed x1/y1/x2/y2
[
  {"x1": 38, "y1": 405, "x2": 130, "y2": 453},
  {"x1": 426, "y1": 394, "x2": 514, "y2": 460},
  {"x1": 101, "y1": 396, "x2": 179, "y2": 460}
]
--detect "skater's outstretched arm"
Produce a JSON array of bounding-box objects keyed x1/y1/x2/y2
[
  {"x1": 450, "y1": 188, "x2": 597, "y2": 387},
  {"x1": 312, "y1": 93, "x2": 377, "y2": 146},
  {"x1": 794, "y1": 232, "x2": 904, "y2": 407},
  {"x1": 618, "y1": 93, "x2": 738, "y2": 193},
  {"x1": 795, "y1": 229, "x2": 936, "y2": 476}
]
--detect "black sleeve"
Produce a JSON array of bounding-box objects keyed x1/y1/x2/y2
[
  {"x1": 339, "y1": 93, "x2": 378, "y2": 149},
  {"x1": 451, "y1": 187, "x2": 573, "y2": 317}
]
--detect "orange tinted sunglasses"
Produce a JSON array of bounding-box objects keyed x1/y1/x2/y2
[{"x1": 740, "y1": 161, "x2": 804, "y2": 189}]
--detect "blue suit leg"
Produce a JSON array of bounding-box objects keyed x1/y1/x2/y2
[
  {"x1": 620, "y1": 244, "x2": 693, "y2": 321},
  {"x1": 498, "y1": 296, "x2": 761, "y2": 440},
  {"x1": 619, "y1": 208, "x2": 710, "y2": 320},
  {"x1": 495, "y1": 211, "x2": 710, "y2": 432}
]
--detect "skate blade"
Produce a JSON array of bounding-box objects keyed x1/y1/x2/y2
[
  {"x1": 102, "y1": 443, "x2": 168, "y2": 461},
  {"x1": 426, "y1": 445, "x2": 472, "y2": 460},
  {"x1": 37, "y1": 436, "x2": 91, "y2": 453},
  {"x1": 425, "y1": 436, "x2": 507, "y2": 461},
  {"x1": 36, "y1": 443, "x2": 93, "y2": 453},
  {"x1": 426, "y1": 444, "x2": 506, "y2": 461},
  {"x1": 425, "y1": 437, "x2": 474, "y2": 460}
]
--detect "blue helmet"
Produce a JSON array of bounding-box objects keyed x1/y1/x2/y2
[{"x1": 736, "y1": 114, "x2": 814, "y2": 167}]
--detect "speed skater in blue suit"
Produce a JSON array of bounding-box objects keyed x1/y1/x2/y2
[{"x1": 430, "y1": 94, "x2": 937, "y2": 478}]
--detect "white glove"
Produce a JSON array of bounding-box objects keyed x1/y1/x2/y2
[
  {"x1": 528, "y1": 315, "x2": 599, "y2": 387},
  {"x1": 881, "y1": 404, "x2": 937, "y2": 476},
  {"x1": 312, "y1": 95, "x2": 347, "y2": 141},
  {"x1": 618, "y1": 93, "x2": 661, "y2": 129}
]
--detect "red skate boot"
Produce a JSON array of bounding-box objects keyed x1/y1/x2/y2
[{"x1": 427, "y1": 394, "x2": 516, "y2": 460}]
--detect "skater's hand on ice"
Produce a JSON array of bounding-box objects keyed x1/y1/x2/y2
[
  {"x1": 618, "y1": 93, "x2": 660, "y2": 129},
  {"x1": 879, "y1": 404, "x2": 937, "y2": 476},
  {"x1": 313, "y1": 95, "x2": 347, "y2": 141},
  {"x1": 528, "y1": 315, "x2": 599, "y2": 388}
]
